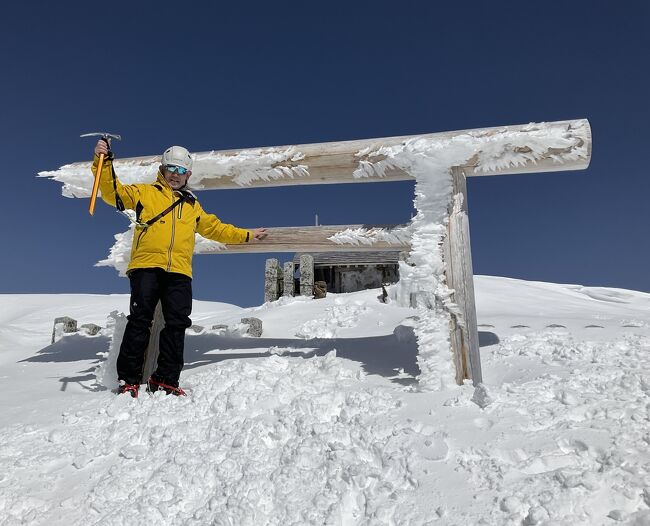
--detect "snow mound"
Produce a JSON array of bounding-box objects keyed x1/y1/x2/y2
[
  {"x1": 295, "y1": 299, "x2": 369, "y2": 339},
  {"x1": 0, "y1": 353, "x2": 435, "y2": 525}
]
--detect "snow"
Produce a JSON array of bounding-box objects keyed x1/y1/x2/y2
[
  {"x1": 328, "y1": 226, "x2": 413, "y2": 247},
  {"x1": 2, "y1": 276, "x2": 650, "y2": 525}
]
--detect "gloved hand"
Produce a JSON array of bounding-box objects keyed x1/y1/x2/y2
[{"x1": 94, "y1": 138, "x2": 114, "y2": 160}]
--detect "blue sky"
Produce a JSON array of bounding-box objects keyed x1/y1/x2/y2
[{"x1": 1, "y1": 1, "x2": 648, "y2": 307}]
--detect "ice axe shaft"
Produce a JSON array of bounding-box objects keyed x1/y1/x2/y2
[{"x1": 80, "y1": 132, "x2": 122, "y2": 215}]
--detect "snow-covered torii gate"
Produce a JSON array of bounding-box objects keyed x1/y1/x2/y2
[{"x1": 42, "y1": 119, "x2": 592, "y2": 388}]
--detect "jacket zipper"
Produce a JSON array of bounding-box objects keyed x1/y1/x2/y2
[
  {"x1": 135, "y1": 228, "x2": 147, "y2": 249},
  {"x1": 166, "y1": 194, "x2": 176, "y2": 271}
]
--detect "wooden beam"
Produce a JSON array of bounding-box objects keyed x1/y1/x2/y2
[
  {"x1": 209, "y1": 224, "x2": 411, "y2": 254},
  {"x1": 141, "y1": 301, "x2": 164, "y2": 383},
  {"x1": 57, "y1": 119, "x2": 591, "y2": 193},
  {"x1": 443, "y1": 167, "x2": 482, "y2": 386}
]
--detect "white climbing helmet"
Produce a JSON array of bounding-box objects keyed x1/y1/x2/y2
[{"x1": 161, "y1": 145, "x2": 193, "y2": 171}]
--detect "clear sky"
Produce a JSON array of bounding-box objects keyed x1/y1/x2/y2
[{"x1": 1, "y1": 1, "x2": 648, "y2": 307}]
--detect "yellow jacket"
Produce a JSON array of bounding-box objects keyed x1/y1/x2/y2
[{"x1": 92, "y1": 156, "x2": 251, "y2": 278}]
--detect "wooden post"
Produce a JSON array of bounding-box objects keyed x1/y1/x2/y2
[
  {"x1": 299, "y1": 254, "x2": 314, "y2": 296},
  {"x1": 141, "y1": 301, "x2": 164, "y2": 383},
  {"x1": 283, "y1": 261, "x2": 295, "y2": 297},
  {"x1": 444, "y1": 166, "x2": 482, "y2": 385},
  {"x1": 264, "y1": 258, "x2": 280, "y2": 302}
]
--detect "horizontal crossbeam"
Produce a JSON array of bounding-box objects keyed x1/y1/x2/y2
[
  {"x1": 41, "y1": 119, "x2": 591, "y2": 196},
  {"x1": 201, "y1": 225, "x2": 410, "y2": 254}
]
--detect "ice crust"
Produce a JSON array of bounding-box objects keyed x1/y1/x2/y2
[{"x1": 37, "y1": 146, "x2": 309, "y2": 197}]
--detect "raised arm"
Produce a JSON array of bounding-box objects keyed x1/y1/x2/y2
[{"x1": 92, "y1": 139, "x2": 140, "y2": 210}]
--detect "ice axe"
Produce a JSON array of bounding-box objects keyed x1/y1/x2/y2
[{"x1": 80, "y1": 132, "x2": 122, "y2": 215}]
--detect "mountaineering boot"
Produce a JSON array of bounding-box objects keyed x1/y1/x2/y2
[
  {"x1": 117, "y1": 382, "x2": 140, "y2": 398},
  {"x1": 146, "y1": 377, "x2": 187, "y2": 396}
]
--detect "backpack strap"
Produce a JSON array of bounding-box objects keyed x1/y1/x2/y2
[
  {"x1": 109, "y1": 160, "x2": 194, "y2": 228},
  {"x1": 143, "y1": 191, "x2": 195, "y2": 228},
  {"x1": 144, "y1": 196, "x2": 184, "y2": 227}
]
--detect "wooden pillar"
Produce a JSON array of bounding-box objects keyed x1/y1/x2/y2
[
  {"x1": 444, "y1": 166, "x2": 483, "y2": 385},
  {"x1": 283, "y1": 262, "x2": 295, "y2": 297},
  {"x1": 299, "y1": 254, "x2": 314, "y2": 296},
  {"x1": 264, "y1": 258, "x2": 280, "y2": 302},
  {"x1": 141, "y1": 301, "x2": 164, "y2": 383}
]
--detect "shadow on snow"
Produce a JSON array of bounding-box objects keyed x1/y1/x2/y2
[{"x1": 22, "y1": 328, "x2": 499, "y2": 388}]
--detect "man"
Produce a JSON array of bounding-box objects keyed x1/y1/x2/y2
[{"x1": 92, "y1": 140, "x2": 266, "y2": 397}]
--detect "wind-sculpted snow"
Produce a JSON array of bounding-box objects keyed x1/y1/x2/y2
[
  {"x1": 192, "y1": 147, "x2": 309, "y2": 188},
  {"x1": 37, "y1": 146, "x2": 309, "y2": 198},
  {"x1": 0, "y1": 353, "x2": 434, "y2": 525},
  {"x1": 328, "y1": 225, "x2": 413, "y2": 246}
]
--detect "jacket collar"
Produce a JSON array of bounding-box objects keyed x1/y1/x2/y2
[{"x1": 155, "y1": 171, "x2": 196, "y2": 203}]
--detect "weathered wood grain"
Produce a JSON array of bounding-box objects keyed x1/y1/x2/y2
[{"x1": 444, "y1": 167, "x2": 482, "y2": 386}]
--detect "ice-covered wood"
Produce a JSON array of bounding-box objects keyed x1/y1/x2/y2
[
  {"x1": 220, "y1": 225, "x2": 410, "y2": 254},
  {"x1": 142, "y1": 301, "x2": 164, "y2": 383},
  {"x1": 443, "y1": 167, "x2": 482, "y2": 385},
  {"x1": 43, "y1": 119, "x2": 591, "y2": 196}
]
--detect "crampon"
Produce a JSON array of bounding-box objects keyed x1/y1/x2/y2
[{"x1": 146, "y1": 377, "x2": 187, "y2": 396}]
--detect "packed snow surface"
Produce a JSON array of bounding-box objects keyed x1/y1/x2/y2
[{"x1": 1, "y1": 276, "x2": 649, "y2": 525}]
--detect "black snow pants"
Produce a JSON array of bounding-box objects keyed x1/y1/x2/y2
[{"x1": 117, "y1": 268, "x2": 192, "y2": 386}]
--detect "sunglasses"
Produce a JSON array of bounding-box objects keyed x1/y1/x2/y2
[{"x1": 165, "y1": 165, "x2": 189, "y2": 175}]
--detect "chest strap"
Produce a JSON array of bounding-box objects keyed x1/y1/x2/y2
[{"x1": 141, "y1": 191, "x2": 196, "y2": 229}]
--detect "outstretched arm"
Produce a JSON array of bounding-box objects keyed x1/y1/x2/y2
[{"x1": 196, "y1": 203, "x2": 260, "y2": 244}]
